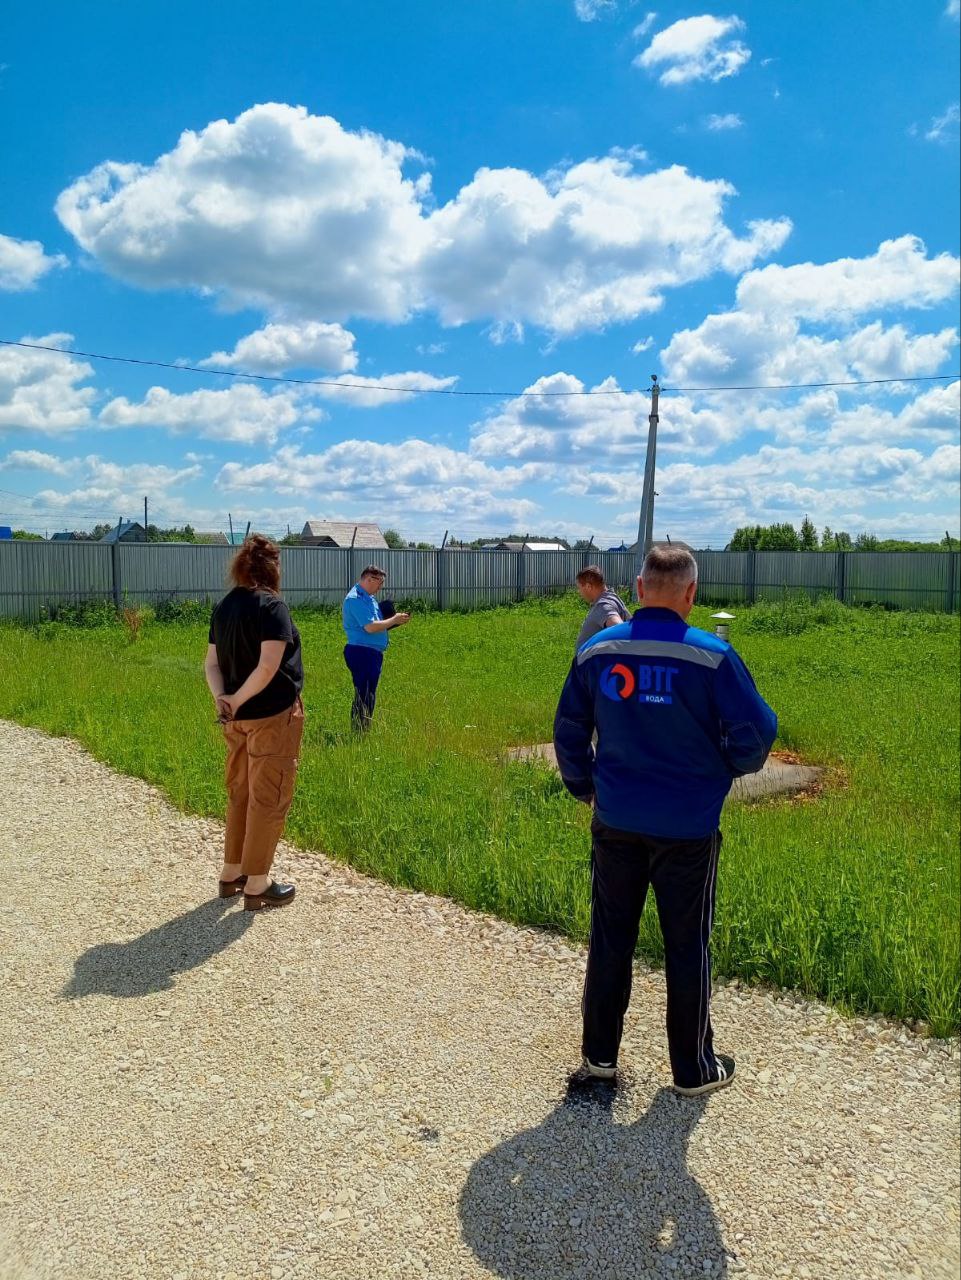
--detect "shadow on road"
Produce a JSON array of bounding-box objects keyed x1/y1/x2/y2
[
  {"x1": 62, "y1": 897, "x2": 253, "y2": 998},
  {"x1": 460, "y1": 1078, "x2": 728, "y2": 1278}
]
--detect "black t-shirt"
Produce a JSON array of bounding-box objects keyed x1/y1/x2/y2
[{"x1": 208, "y1": 587, "x2": 304, "y2": 719}]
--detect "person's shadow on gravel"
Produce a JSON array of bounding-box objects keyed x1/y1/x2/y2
[
  {"x1": 61, "y1": 898, "x2": 254, "y2": 999},
  {"x1": 460, "y1": 1078, "x2": 728, "y2": 1279}
]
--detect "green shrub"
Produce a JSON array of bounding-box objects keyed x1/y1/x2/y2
[
  {"x1": 153, "y1": 597, "x2": 212, "y2": 625},
  {"x1": 39, "y1": 598, "x2": 120, "y2": 629},
  {"x1": 743, "y1": 593, "x2": 856, "y2": 636}
]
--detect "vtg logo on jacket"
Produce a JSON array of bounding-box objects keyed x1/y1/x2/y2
[{"x1": 600, "y1": 661, "x2": 679, "y2": 704}]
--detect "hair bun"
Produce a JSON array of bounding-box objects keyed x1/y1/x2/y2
[{"x1": 229, "y1": 533, "x2": 282, "y2": 593}]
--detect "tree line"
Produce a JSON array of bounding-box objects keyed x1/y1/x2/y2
[
  {"x1": 12, "y1": 520, "x2": 958, "y2": 553},
  {"x1": 726, "y1": 518, "x2": 958, "y2": 553},
  {"x1": 12, "y1": 523, "x2": 204, "y2": 542}
]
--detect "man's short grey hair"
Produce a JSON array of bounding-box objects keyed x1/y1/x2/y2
[{"x1": 640, "y1": 545, "x2": 698, "y2": 591}]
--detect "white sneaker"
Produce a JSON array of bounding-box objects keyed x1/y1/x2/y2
[
  {"x1": 583, "y1": 1057, "x2": 617, "y2": 1079},
  {"x1": 673, "y1": 1054, "x2": 736, "y2": 1097}
]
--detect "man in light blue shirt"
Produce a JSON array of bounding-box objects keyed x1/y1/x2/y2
[{"x1": 342, "y1": 565, "x2": 410, "y2": 730}]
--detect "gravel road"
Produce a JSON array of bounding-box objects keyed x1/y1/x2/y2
[{"x1": 0, "y1": 720, "x2": 958, "y2": 1280}]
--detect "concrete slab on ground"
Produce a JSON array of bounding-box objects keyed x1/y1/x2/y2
[{"x1": 506, "y1": 743, "x2": 824, "y2": 801}]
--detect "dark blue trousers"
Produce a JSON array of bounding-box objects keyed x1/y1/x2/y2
[
  {"x1": 583, "y1": 816, "x2": 722, "y2": 1089},
  {"x1": 343, "y1": 644, "x2": 384, "y2": 730}
]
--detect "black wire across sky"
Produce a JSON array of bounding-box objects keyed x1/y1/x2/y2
[{"x1": 2, "y1": 338, "x2": 958, "y2": 398}]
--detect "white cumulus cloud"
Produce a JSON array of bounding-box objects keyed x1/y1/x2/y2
[
  {"x1": 820, "y1": 380, "x2": 960, "y2": 447},
  {"x1": 29, "y1": 456, "x2": 203, "y2": 520},
  {"x1": 215, "y1": 439, "x2": 542, "y2": 528},
  {"x1": 705, "y1": 113, "x2": 743, "y2": 131},
  {"x1": 0, "y1": 449, "x2": 76, "y2": 475},
  {"x1": 470, "y1": 372, "x2": 737, "y2": 463},
  {"x1": 735, "y1": 235, "x2": 960, "y2": 321},
  {"x1": 656, "y1": 239, "x2": 960, "y2": 404},
  {"x1": 200, "y1": 321, "x2": 359, "y2": 374},
  {"x1": 0, "y1": 234, "x2": 67, "y2": 291},
  {"x1": 574, "y1": 0, "x2": 617, "y2": 19},
  {"x1": 420, "y1": 157, "x2": 790, "y2": 335},
  {"x1": 0, "y1": 335, "x2": 96, "y2": 434},
  {"x1": 925, "y1": 102, "x2": 960, "y2": 143},
  {"x1": 662, "y1": 312, "x2": 958, "y2": 388},
  {"x1": 98, "y1": 383, "x2": 323, "y2": 446},
  {"x1": 56, "y1": 105, "x2": 430, "y2": 323},
  {"x1": 562, "y1": 432, "x2": 960, "y2": 534},
  {"x1": 304, "y1": 371, "x2": 459, "y2": 408},
  {"x1": 55, "y1": 103, "x2": 791, "y2": 338},
  {"x1": 634, "y1": 12, "x2": 658, "y2": 36},
  {"x1": 635, "y1": 15, "x2": 751, "y2": 86}
]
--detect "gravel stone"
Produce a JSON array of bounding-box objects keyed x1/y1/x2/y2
[{"x1": 0, "y1": 720, "x2": 958, "y2": 1280}]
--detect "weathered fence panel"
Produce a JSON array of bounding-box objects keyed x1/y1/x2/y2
[
  {"x1": 693, "y1": 551, "x2": 754, "y2": 604},
  {"x1": 117, "y1": 543, "x2": 233, "y2": 606},
  {"x1": 445, "y1": 550, "x2": 516, "y2": 608},
  {"x1": 0, "y1": 543, "x2": 958, "y2": 620},
  {"x1": 754, "y1": 551, "x2": 838, "y2": 601},
  {"x1": 0, "y1": 540, "x2": 113, "y2": 619},
  {"x1": 843, "y1": 551, "x2": 957, "y2": 610}
]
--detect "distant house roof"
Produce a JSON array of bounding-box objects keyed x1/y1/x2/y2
[
  {"x1": 51, "y1": 531, "x2": 85, "y2": 542},
  {"x1": 606, "y1": 542, "x2": 629, "y2": 553},
  {"x1": 300, "y1": 520, "x2": 389, "y2": 550},
  {"x1": 99, "y1": 521, "x2": 147, "y2": 543},
  {"x1": 195, "y1": 531, "x2": 230, "y2": 545},
  {"x1": 482, "y1": 539, "x2": 569, "y2": 552}
]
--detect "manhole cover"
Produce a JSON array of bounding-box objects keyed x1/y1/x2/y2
[{"x1": 505, "y1": 744, "x2": 824, "y2": 802}]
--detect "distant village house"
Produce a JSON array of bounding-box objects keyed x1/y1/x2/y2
[
  {"x1": 481, "y1": 539, "x2": 569, "y2": 552},
  {"x1": 99, "y1": 521, "x2": 148, "y2": 544},
  {"x1": 299, "y1": 521, "x2": 388, "y2": 550}
]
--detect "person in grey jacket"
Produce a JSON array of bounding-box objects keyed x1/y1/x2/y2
[{"x1": 575, "y1": 565, "x2": 631, "y2": 651}]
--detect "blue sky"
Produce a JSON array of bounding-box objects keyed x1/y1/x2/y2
[{"x1": 1, "y1": 0, "x2": 959, "y2": 544}]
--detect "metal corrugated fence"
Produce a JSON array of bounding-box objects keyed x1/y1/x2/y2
[
  {"x1": 0, "y1": 543, "x2": 958, "y2": 619},
  {"x1": 0, "y1": 540, "x2": 114, "y2": 616}
]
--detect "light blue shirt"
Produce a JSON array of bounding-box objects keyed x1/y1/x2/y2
[{"x1": 343, "y1": 583, "x2": 388, "y2": 651}]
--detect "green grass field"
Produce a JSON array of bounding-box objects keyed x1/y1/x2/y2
[{"x1": 1, "y1": 593, "x2": 958, "y2": 1035}]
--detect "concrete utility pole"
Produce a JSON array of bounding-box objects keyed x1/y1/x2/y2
[{"x1": 634, "y1": 375, "x2": 660, "y2": 581}]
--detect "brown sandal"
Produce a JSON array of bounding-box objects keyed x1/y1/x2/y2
[{"x1": 218, "y1": 875, "x2": 248, "y2": 898}]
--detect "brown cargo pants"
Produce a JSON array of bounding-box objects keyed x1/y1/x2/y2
[{"x1": 222, "y1": 698, "x2": 305, "y2": 876}]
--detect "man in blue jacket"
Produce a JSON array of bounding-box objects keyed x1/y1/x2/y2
[
  {"x1": 342, "y1": 566, "x2": 410, "y2": 730},
  {"x1": 554, "y1": 544, "x2": 776, "y2": 1096}
]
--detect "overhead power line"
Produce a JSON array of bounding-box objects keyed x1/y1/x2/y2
[{"x1": 2, "y1": 338, "x2": 958, "y2": 398}]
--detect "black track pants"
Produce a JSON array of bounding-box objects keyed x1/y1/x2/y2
[{"x1": 583, "y1": 816, "x2": 722, "y2": 1089}]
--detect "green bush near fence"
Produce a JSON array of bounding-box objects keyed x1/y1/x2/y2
[{"x1": 0, "y1": 592, "x2": 958, "y2": 1035}]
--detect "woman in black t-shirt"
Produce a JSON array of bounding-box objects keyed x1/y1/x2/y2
[{"x1": 205, "y1": 535, "x2": 305, "y2": 912}]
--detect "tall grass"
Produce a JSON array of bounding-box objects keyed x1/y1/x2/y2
[{"x1": 1, "y1": 593, "x2": 958, "y2": 1035}]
